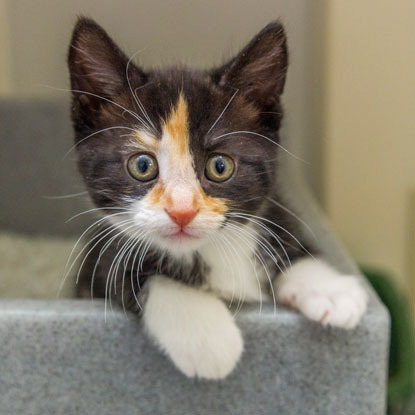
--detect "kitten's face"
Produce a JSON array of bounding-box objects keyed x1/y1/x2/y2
[{"x1": 68, "y1": 18, "x2": 287, "y2": 255}]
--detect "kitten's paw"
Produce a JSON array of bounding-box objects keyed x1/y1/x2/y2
[
  {"x1": 166, "y1": 310, "x2": 243, "y2": 380},
  {"x1": 280, "y1": 280, "x2": 367, "y2": 329},
  {"x1": 275, "y1": 259, "x2": 368, "y2": 329},
  {"x1": 144, "y1": 276, "x2": 243, "y2": 380}
]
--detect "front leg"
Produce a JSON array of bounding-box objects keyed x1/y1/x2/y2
[
  {"x1": 275, "y1": 258, "x2": 368, "y2": 329},
  {"x1": 143, "y1": 275, "x2": 243, "y2": 379}
]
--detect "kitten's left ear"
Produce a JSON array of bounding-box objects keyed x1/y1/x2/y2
[{"x1": 212, "y1": 22, "x2": 288, "y2": 109}]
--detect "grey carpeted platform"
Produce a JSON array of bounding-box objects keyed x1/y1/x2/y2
[
  {"x1": 0, "y1": 299, "x2": 388, "y2": 415},
  {"x1": 0, "y1": 100, "x2": 390, "y2": 414}
]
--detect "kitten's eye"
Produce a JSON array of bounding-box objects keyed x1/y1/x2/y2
[
  {"x1": 127, "y1": 153, "x2": 158, "y2": 181},
  {"x1": 205, "y1": 155, "x2": 234, "y2": 182}
]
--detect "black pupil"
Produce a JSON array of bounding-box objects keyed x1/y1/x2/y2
[
  {"x1": 214, "y1": 157, "x2": 226, "y2": 175},
  {"x1": 137, "y1": 155, "x2": 151, "y2": 174}
]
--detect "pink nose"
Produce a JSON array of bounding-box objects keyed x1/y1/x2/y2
[{"x1": 165, "y1": 207, "x2": 198, "y2": 227}]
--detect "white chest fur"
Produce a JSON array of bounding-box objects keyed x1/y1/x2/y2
[{"x1": 199, "y1": 226, "x2": 271, "y2": 304}]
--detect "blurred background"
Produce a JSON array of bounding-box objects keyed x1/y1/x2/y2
[{"x1": 0, "y1": 0, "x2": 414, "y2": 411}]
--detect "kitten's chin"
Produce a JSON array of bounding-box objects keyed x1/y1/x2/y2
[{"x1": 155, "y1": 230, "x2": 208, "y2": 255}]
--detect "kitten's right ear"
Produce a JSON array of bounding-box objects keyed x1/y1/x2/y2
[{"x1": 68, "y1": 17, "x2": 145, "y2": 110}]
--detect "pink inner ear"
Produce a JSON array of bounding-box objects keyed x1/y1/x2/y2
[
  {"x1": 212, "y1": 21, "x2": 287, "y2": 106},
  {"x1": 69, "y1": 17, "x2": 145, "y2": 99}
]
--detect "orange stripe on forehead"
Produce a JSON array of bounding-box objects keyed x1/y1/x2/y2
[
  {"x1": 141, "y1": 93, "x2": 229, "y2": 218},
  {"x1": 163, "y1": 93, "x2": 190, "y2": 157},
  {"x1": 132, "y1": 130, "x2": 159, "y2": 150}
]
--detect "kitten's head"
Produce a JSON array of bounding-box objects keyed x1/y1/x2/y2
[{"x1": 68, "y1": 17, "x2": 288, "y2": 255}]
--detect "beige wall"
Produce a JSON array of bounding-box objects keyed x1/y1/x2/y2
[
  {"x1": 0, "y1": 0, "x2": 12, "y2": 94},
  {"x1": 322, "y1": 0, "x2": 415, "y2": 298}
]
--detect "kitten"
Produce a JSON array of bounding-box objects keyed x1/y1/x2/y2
[{"x1": 67, "y1": 17, "x2": 368, "y2": 380}]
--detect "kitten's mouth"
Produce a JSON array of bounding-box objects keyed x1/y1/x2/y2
[{"x1": 163, "y1": 229, "x2": 199, "y2": 242}]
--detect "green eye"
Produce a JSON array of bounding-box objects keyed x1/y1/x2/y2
[
  {"x1": 205, "y1": 154, "x2": 235, "y2": 182},
  {"x1": 127, "y1": 153, "x2": 158, "y2": 181}
]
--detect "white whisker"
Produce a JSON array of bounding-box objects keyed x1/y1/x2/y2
[
  {"x1": 266, "y1": 196, "x2": 317, "y2": 241},
  {"x1": 77, "y1": 220, "x2": 136, "y2": 287},
  {"x1": 91, "y1": 224, "x2": 139, "y2": 303},
  {"x1": 227, "y1": 214, "x2": 290, "y2": 268},
  {"x1": 42, "y1": 191, "x2": 88, "y2": 200},
  {"x1": 225, "y1": 223, "x2": 277, "y2": 315},
  {"x1": 130, "y1": 233, "x2": 150, "y2": 293},
  {"x1": 219, "y1": 229, "x2": 264, "y2": 315},
  {"x1": 207, "y1": 88, "x2": 239, "y2": 134},
  {"x1": 66, "y1": 206, "x2": 132, "y2": 223},
  {"x1": 108, "y1": 230, "x2": 141, "y2": 313},
  {"x1": 101, "y1": 222, "x2": 141, "y2": 319},
  {"x1": 228, "y1": 212, "x2": 313, "y2": 258},
  {"x1": 121, "y1": 230, "x2": 148, "y2": 312},
  {"x1": 216, "y1": 234, "x2": 238, "y2": 309},
  {"x1": 211, "y1": 130, "x2": 306, "y2": 163},
  {"x1": 59, "y1": 213, "x2": 132, "y2": 297},
  {"x1": 40, "y1": 85, "x2": 147, "y2": 128},
  {"x1": 226, "y1": 219, "x2": 287, "y2": 271},
  {"x1": 125, "y1": 49, "x2": 156, "y2": 131},
  {"x1": 64, "y1": 126, "x2": 138, "y2": 157},
  {"x1": 208, "y1": 233, "x2": 239, "y2": 311}
]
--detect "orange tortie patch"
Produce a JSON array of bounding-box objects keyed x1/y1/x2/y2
[
  {"x1": 132, "y1": 130, "x2": 159, "y2": 150},
  {"x1": 147, "y1": 183, "x2": 165, "y2": 205},
  {"x1": 199, "y1": 189, "x2": 228, "y2": 215},
  {"x1": 164, "y1": 93, "x2": 190, "y2": 158}
]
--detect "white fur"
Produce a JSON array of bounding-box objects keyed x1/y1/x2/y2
[
  {"x1": 143, "y1": 275, "x2": 243, "y2": 379},
  {"x1": 125, "y1": 196, "x2": 224, "y2": 256},
  {"x1": 202, "y1": 225, "x2": 270, "y2": 304},
  {"x1": 275, "y1": 258, "x2": 368, "y2": 329}
]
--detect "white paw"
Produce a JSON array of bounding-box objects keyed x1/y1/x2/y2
[
  {"x1": 165, "y1": 312, "x2": 243, "y2": 380},
  {"x1": 143, "y1": 276, "x2": 243, "y2": 379},
  {"x1": 275, "y1": 258, "x2": 368, "y2": 329}
]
